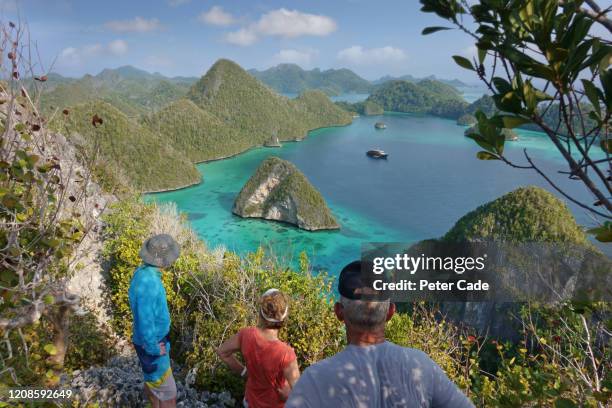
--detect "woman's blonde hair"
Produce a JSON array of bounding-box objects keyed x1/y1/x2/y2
[{"x1": 259, "y1": 289, "x2": 289, "y2": 329}]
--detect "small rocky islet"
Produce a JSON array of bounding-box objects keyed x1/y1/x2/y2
[{"x1": 232, "y1": 157, "x2": 339, "y2": 231}]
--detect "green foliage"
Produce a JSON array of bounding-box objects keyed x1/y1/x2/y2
[
  {"x1": 466, "y1": 95, "x2": 497, "y2": 116},
  {"x1": 293, "y1": 90, "x2": 354, "y2": 129},
  {"x1": 465, "y1": 125, "x2": 518, "y2": 142},
  {"x1": 250, "y1": 64, "x2": 372, "y2": 95},
  {"x1": 334, "y1": 101, "x2": 358, "y2": 113},
  {"x1": 0, "y1": 137, "x2": 80, "y2": 291},
  {"x1": 40, "y1": 66, "x2": 194, "y2": 118},
  {"x1": 367, "y1": 79, "x2": 468, "y2": 117},
  {"x1": 588, "y1": 221, "x2": 612, "y2": 242},
  {"x1": 102, "y1": 199, "x2": 344, "y2": 396},
  {"x1": 184, "y1": 60, "x2": 351, "y2": 154},
  {"x1": 386, "y1": 305, "x2": 472, "y2": 390},
  {"x1": 420, "y1": 0, "x2": 612, "y2": 221},
  {"x1": 102, "y1": 199, "x2": 154, "y2": 337},
  {"x1": 465, "y1": 95, "x2": 597, "y2": 137},
  {"x1": 64, "y1": 312, "x2": 116, "y2": 371},
  {"x1": 0, "y1": 311, "x2": 115, "y2": 389},
  {"x1": 101, "y1": 195, "x2": 611, "y2": 406},
  {"x1": 468, "y1": 303, "x2": 612, "y2": 407},
  {"x1": 336, "y1": 100, "x2": 384, "y2": 116},
  {"x1": 430, "y1": 98, "x2": 471, "y2": 119},
  {"x1": 0, "y1": 83, "x2": 87, "y2": 387},
  {"x1": 52, "y1": 100, "x2": 201, "y2": 192},
  {"x1": 142, "y1": 99, "x2": 243, "y2": 163},
  {"x1": 361, "y1": 101, "x2": 385, "y2": 115},
  {"x1": 55, "y1": 60, "x2": 352, "y2": 192},
  {"x1": 102, "y1": 199, "x2": 193, "y2": 339},
  {"x1": 146, "y1": 80, "x2": 352, "y2": 165},
  {"x1": 1, "y1": 321, "x2": 59, "y2": 387},
  {"x1": 443, "y1": 186, "x2": 591, "y2": 245}
]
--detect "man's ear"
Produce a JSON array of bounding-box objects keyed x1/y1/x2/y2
[
  {"x1": 334, "y1": 302, "x2": 344, "y2": 322},
  {"x1": 386, "y1": 302, "x2": 396, "y2": 322}
]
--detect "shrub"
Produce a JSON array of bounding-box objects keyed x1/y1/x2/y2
[
  {"x1": 102, "y1": 198, "x2": 611, "y2": 406},
  {"x1": 102, "y1": 199, "x2": 344, "y2": 397},
  {"x1": 64, "y1": 311, "x2": 116, "y2": 371},
  {"x1": 386, "y1": 304, "x2": 472, "y2": 390}
]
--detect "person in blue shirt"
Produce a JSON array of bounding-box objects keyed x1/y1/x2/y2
[{"x1": 129, "y1": 234, "x2": 180, "y2": 408}]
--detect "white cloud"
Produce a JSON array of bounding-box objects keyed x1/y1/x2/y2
[
  {"x1": 105, "y1": 17, "x2": 162, "y2": 33},
  {"x1": 255, "y1": 8, "x2": 336, "y2": 38},
  {"x1": 59, "y1": 47, "x2": 78, "y2": 59},
  {"x1": 225, "y1": 8, "x2": 336, "y2": 46},
  {"x1": 58, "y1": 40, "x2": 128, "y2": 66},
  {"x1": 108, "y1": 39, "x2": 128, "y2": 55},
  {"x1": 273, "y1": 49, "x2": 318, "y2": 66},
  {"x1": 198, "y1": 6, "x2": 237, "y2": 26},
  {"x1": 225, "y1": 28, "x2": 258, "y2": 46},
  {"x1": 337, "y1": 45, "x2": 407, "y2": 65},
  {"x1": 168, "y1": 0, "x2": 190, "y2": 6}
]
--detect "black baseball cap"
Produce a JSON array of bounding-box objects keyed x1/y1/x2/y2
[{"x1": 338, "y1": 260, "x2": 390, "y2": 301}]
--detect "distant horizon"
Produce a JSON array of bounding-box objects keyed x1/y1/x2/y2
[{"x1": 45, "y1": 61, "x2": 484, "y2": 87}]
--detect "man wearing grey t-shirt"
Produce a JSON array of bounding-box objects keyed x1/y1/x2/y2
[{"x1": 286, "y1": 261, "x2": 474, "y2": 408}]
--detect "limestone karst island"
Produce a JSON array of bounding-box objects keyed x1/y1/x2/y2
[{"x1": 233, "y1": 157, "x2": 340, "y2": 231}]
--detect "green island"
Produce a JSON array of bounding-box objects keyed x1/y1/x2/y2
[
  {"x1": 52, "y1": 59, "x2": 352, "y2": 192},
  {"x1": 40, "y1": 65, "x2": 196, "y2": 118},
  {"x1": 233, "y1": 157, "x2": 339, "y2": 231},
  {"x1": 442, "y1": 186, "x2": 591, "y2": 245},
  {"x1": 338, "y1": 84, "x2": 595, "y2": 144},
  {"x1": 335, "y1": 100, "x2": 384, "y2": 116},
  {"x1": 52, "y1": 100, "x2": 201, "y2": 192},
  {"x1": 249, "y1": 63, "x2": 373, "y2": 95}
]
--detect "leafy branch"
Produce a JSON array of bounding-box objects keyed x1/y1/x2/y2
[{"x1": 421, "y1": 0, "x2": 612, "y2": 241}]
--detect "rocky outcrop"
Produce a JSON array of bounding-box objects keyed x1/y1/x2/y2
[
  {"x1": 264, "y1": 134, "x2": 282, "y2": 147},
  {"x1": 233, "y1": 157, "x2": 339, "y2": 231},
  {"x1": 68, "y1": 355, "x2": 234, "y2": 407}
]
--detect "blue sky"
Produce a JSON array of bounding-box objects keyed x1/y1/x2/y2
[{"x1": 1, "y1": 0, "x2": 484, "y2": 80}]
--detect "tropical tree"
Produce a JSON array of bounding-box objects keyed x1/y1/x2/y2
[
  {"x1": 421, "y1": 0, "x2": 611, "y2": 241},
  {"x1": 0, "y1": 21, "x2": 99, "y2": 385}
]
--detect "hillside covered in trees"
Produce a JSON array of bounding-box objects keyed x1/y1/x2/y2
[
  {"x1": 249, "y1": 63, "x2": 372, "y2": 95},
  {"x1": 55, "y1": 59, "x2": 351, "y2": 192},
  {"x1": 53, "y1": 101, "x2": 201, "y2": 192},
  {"x1": 365, "y1": 79, "x2": 469, "y2": 117},
  {"x1": 40, "y1": 66, "x2": 198, "y2": 118}
]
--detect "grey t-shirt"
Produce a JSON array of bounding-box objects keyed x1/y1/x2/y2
[{"x1": 286, "y1": 342, "x2": 474, "y2": 408}]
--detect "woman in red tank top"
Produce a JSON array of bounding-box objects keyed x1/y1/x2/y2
[{"x1": 217, "y1": 289, "x2": 300, "y2": 408}]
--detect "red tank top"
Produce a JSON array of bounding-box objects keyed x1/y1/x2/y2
[{"x1": 239, "y1": 327, "x2": 297, "y2": 408}]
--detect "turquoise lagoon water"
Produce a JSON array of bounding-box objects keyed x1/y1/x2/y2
[{"x1": 147, "y1": 113, "x2": 607, "y2": 275}]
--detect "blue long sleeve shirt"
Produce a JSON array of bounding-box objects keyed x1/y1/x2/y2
[{"x1": 128, "y1": 265, "x2": 171, "y2": 356}]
